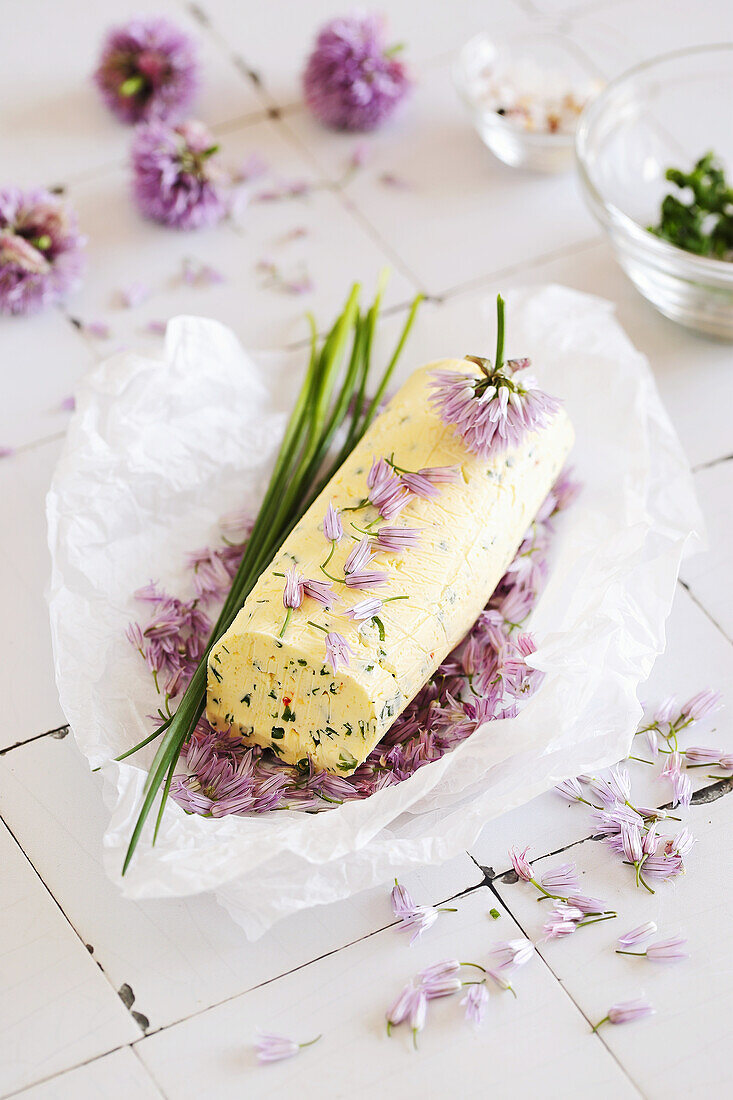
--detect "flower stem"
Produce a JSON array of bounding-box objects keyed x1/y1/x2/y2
[
  {"x1": 495, "y1": 294, "x2": 505, "y2": 370},
  {"x1": 279, "y1": 607, "x2": 292, "y2": 639}
]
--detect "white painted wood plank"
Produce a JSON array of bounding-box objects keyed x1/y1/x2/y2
[
  {"x1": 137, "y1": 886, "x2": 639, "y2": 1099},
  {"x1": 569, "y1": 0, "x2": 733, "y2": 82},
  {"x1": 493, "y1": 794, "x2": 733, "y2": 1097},
  {"x1": 681, "y1": 461, "x2": 733, "y2": 642},
  {"x1": 62, "y1": 116, "x2": 415, "y2": 356},
  {"x1": 200, "y1": 0, "x2": 526, "y2": 106},
  {"x1": 0, "y1": 438, "x2": 66, "y2": 750},
  {"x1": 0, "y1": 311, "x2": 96, "y2": 452},
  {"x1": 0, "y1": 0, "x2": 265, "y2": 188},
  {"x1": 0, "y1": 820, "x2": 138, "y2": 1097},
  {"x1": 0, "y1": 730, "x2": 482, "y2": 1031},
  {"x1": 11, "y1": 1048, "x2": 162, "y2": 1100},
  {"x1": 281, "y1": 59, "x2": 598, "y2": 297}
]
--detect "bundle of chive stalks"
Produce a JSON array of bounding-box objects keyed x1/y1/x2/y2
[{"x1": 122, "y1": 275, "x2": 423, "y2": 872}]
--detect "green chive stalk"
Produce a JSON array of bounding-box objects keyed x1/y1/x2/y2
[{"x1": 121, "y1": 278, "x2": 423, "y2": 872}]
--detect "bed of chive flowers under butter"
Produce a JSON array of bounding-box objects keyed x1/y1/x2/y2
[{"x1": 126, "y1": 460, "x2": 579, "y2": 815}]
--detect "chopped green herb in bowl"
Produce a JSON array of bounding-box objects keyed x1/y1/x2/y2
[{"x1": 648, "y1": 152, "x2": 733, "y2": 260}]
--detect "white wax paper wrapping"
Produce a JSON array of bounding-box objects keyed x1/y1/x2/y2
[{"x1": 47, "y1": 285, "x2": 702, "y2": 938}]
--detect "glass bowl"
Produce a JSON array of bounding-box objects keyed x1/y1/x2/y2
[
  {"x1": 454, "y1": 31, "x2": 602, "y2": 174},
  {"x1": 576, "y1": 45, "x2": 733, "y2": 339}
]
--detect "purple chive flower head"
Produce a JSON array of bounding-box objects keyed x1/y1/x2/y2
[
  {"x1": 302, "y1": 577, "x2": 338, "y2": 608},
  {"x1": 618, "y1": 921, "x2": 657, "y2": 949},
  {"x1": 254, "y1": 1030, "x2": 320, "y2": 1063},
  {"x1": 668, "y1": 827, "x2": 695, "y2": 859},
  {"x1": 462, "y1": 983, "x2": 489, "y2": 1025},
  {"x1": 344, "y1": 537, "x2": 375, "y2": 575},
  {"x1": 680, "y1": 689, "x2": 722, "y2": 721},
  {"x1": 685, "y1": 746, "x2": 721, "y2": 765},
  {"x1": 645, "y1": 936, "x2": 689, "y2": 962},
  {"x1": 605, "y1": 999, "x2": 655, "y2": 1026},
  {"x1": 0, "y1": 188, "x2": 85, "y2": 315},
  {"x1": 607, "y1": 765, "x2": 632, "y2": 803},
  {"x1": 368, "y1": 465, "x2": 411, "y2": 520},
  {"x1": 642, "y1": 824, "x2": 660, "y2": 857},
  {"x1": 540, "y1": 862, "x2": 580, "y2": 895},
  {"x1": 386, "y1": 983, "x2": 419, "y2": 1028},
  {"x1": 566, "y1": 894, "x2": 607, "y2": 915},
  {"x1": 302, "y1": 13, "x2": 410, "y2": 132},
  {"x1": 409, "y1": 988, "x2": 427, "y2": 1035},
  {"x1": 323, "y1": 500, "x2": 343, "y2": 543},
  {"x1": 390, "y1": 879, "x2": 414, "y2": 918},
  {"x1": 417, "y1": 959, "x2": 462, "y2": 999},
  {"x1": 131, "y1": 119, "x2": 228, "y2": 229},
  {"x1": 543, "y1": 902, "x2": 584, "y2": 939},
  {"x1": 374, "y1": 525, "x2": 421, "y2": 552},
  {"x1": 400, "y1": 470, "x2": 440, "y2": 499},
  {"x1": 661, "y1": 751, "x2": 682, "y2": 780},
  {"x1": 644, "y1": 726, "x2": 660, "y2": 758},
  {"x1": 93, "y1": 17, "x2": 198, "y2": 125},
  {"x1": 344, "y1": 569, "x2": 388, "y2": 590},
  {"x1": 430, "y1": 296, "x2": 560, "y2": 460},
  {"x1": 621, "y1": 823, "x2": 644, "y2": 863},
  {"x1": 554, "y1": 777, "x2": 585, "y2": 802},
  {"x1": 641, "y1": 853, "x2": 684, "y2": 881},
  {"x1": 655, "y1": 695, "x2": 677, "y2": 723},
  {"x1": 324, "y1": 631, "x2": 352, "y2": 673},
  {"x1": 509, "y1": 845, "x2": 533, "y2": 882},
  {"x1": 282, "y1": 566, "x2": 304, "y2": 609},
  {"x1": 396, "y1": 905, "x2": 439, "y2": 944},
  {"x1": 345, "y1": 596, "x2": 383, "y2": 621},
  {"x1": 430, "y1": 359, "x2": 560, "y2": 460},
  {"x1": 488, "y1": 939, "x2": 535, "y2": 970},
  {"x1": 418, "y1": 465, "x2": 461, "y2": 486},
  {"x1": 671, "y1": 770, "x2": 693, "y2": 808}
]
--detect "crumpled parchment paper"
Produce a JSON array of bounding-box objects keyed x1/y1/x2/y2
[{"x1": 47, "y1": 285, "x2": 703, "y2": 938}]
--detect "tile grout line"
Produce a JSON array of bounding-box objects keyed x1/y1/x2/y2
[
  {"x1": 185, "y1": 0, "x2": 276, "y2": 114},
  {"x1": 0, "y1": 724, "x2": 69, "y2": 758},
  {"x1": 0, "y1": 814, "x2": 148, "y2": 1038},
  {"x1": 484, "y1": 868, "x2": 646, "y2": 1098},
  {"x1": 123, "y1": 876, "x2": 498, "y2": 1045},
  {"x1": 677, "y1": 579, "x2": 732, "y2": 646},
  {"x1": 692, "y1": 451, "x2": 733, "y2": 474},
  {"x1": 274, "y1": 112, "x2": 427, "y2": 294},
  {"x1": 130, "y1": 1043, "x2": 170, "y2": 1100},
  {"x1": 437, "y1": 235, "x2": 605, "y2": 301},
  {"x1": 3, "y1": 766, "x2": 730, "y2": 1082},
  {"x1": 0, "y1": 877, "x2": 513, "y2": 1098},
  {"x1": 0, "y1": 1047, "x2": 127, "y2": 1100}
]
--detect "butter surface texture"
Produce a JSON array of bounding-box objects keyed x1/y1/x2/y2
[{"x1": 207, "y1": 361, "x2": 574, "y2": 774}]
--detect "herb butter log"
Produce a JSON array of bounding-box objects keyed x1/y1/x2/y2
[{"x1": 207, "y1": 360, "x2": 573, "y2": 775}]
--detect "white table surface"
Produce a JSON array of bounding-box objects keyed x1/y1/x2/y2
[{"x1": 2, "y1": 1, "x2": 733, "y2": 1097}]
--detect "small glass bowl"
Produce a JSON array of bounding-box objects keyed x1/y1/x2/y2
[
  {"x1": 453, "y1": 32, "x2": 601, "y2": 174},
  {"x1": 576, "y1": 44, "x2": 733, "y2": 340}
]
